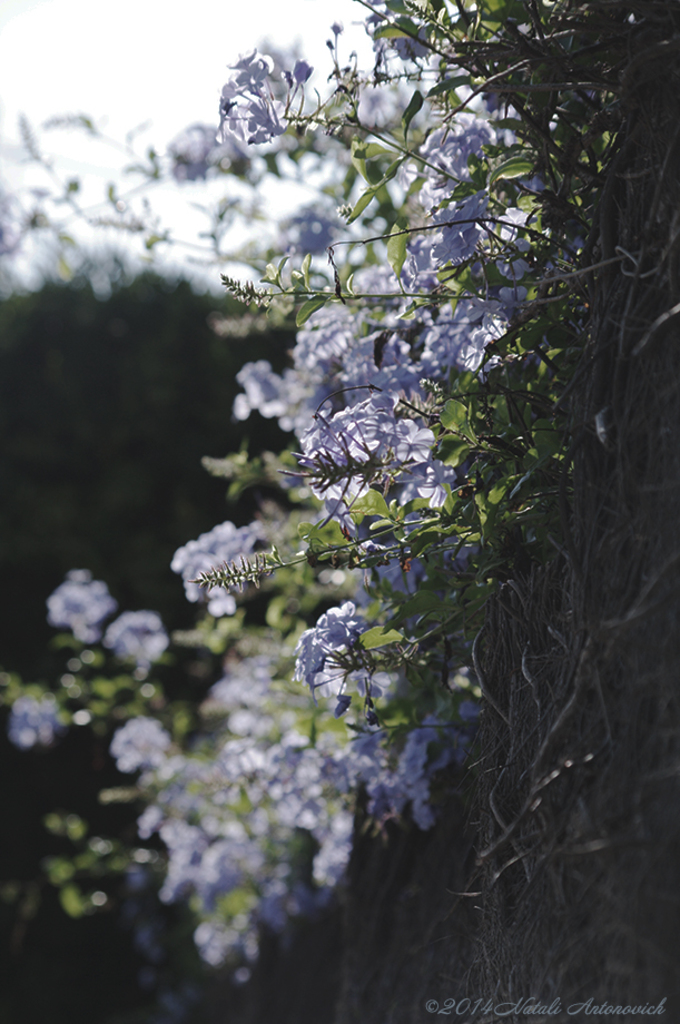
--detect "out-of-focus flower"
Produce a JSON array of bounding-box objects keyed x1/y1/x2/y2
[
  {"x1": 334, "y1": 694, "x2": 352, "y2": 718},
  {"x1": 292, "y1": 59, "x2": 313, "y2": 85},
  {"x1": 110, "y1": 717, "x2": 172, "y2": 773},
  {"x1": 167, "y1": 123, "x2": 248, "y2": 182},
  {"x1": 46, "y1": 569, "x2": 118, "y2": 643},
  {"x1": 278, "y1": 205, "x2": 339, "y2": 255},
  {"x1": 171, "y1": 520, "x2": 265, "y2": 617},
  {"x1": 194, "y1": 921, "x2": 239, "y2": 968},
  {"x1": 8, "y1": 694, "x2": 65, "y2": 750},
  {"x1": 207, "y1": 656, "x2": 273, "y2": 711},
  {"x1": 103, "y1": 610, "x2": 169, "y2": 668},
  {"x1": 233, "y1": 360, "x2": 290, "y2": 421}
]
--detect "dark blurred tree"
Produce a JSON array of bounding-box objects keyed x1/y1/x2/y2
[{"x1": 0, "y1": 272, "x2": 291, "y2": 678}]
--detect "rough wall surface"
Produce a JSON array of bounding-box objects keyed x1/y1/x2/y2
[
  {"x1": 208, "y1": 789, "x2": 476, "y2": 1023},
  {"x1": 474, "y1": 7, "x2": 680, "y2": 1018}
]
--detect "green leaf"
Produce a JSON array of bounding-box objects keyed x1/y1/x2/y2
[
  {"x1": 440, "y1": 400, "x2": 469, "y2": 432},
  {"x1": 347, "y1": 158, "x2": 403, "y2": 224},
  {"x1": 427, "y1": 76, "x2": 470, "y2": 98},
  {"x1": 351, "y1": 138, "x2": 392, "y2": 184},
  {"x1": 351, "y1": 490, "x2": 390, "y2": 518},
  {"x1": 401, "y1": 89, "x2": 423, "y2": 141},
  {"x1": 44, "y1": 857, "x2": 75, "y2": 885},
  {"x1": 347, "y1": 189, "x2": 376, "y2": 224},
  {"x1": 301, "y1": 253, "x2": 312, "y2": 290},
  {"x1": 396, "y1": 590, "x2": 446, "y2": 620},
  {"x1": 437, "y1": 436, "x2": 470, "y2": 467},
  {"x1": 359, "y1": 626, "x2": 404, "y2": 650},
  {"x1": 478, "y1": 0, "x2": 526, "y2": 25},
  {"x1": 297, "y1": 519, "x2": 346, "y2": 550},
  {"x1": 144, "y1": 234, "x2": 166, "y2": 251},
  {"x1": 489, "y1": 156, "x2": 534, "y2": 184},
  {"x1": 532, "y1": 419, "x2": 562, "y2": 460},
  {"x1": 409, "y1": 526, "x2": 446, "y2": 556},
  {"x1": 296, "y1": 295, "x2": 329, "y2": 327},
  {"x1": 387, "y1": 224, "x2": 408, "y2": 282}
]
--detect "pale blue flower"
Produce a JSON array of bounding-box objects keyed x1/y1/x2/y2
[
  {"x1": 334, "y1": 694, "x2": 352, "y2": 718},
  {"x1": 292, "y1": 59, "x2": 313, "y2": 85},
  {"x1": 103, "y1": 610, "x2": 169, "y2": 668},
  {"x1": 293, "y1": 601, "x2": 365, "y2": 699},
  {"x1": 218, "y1": 50, "x2": 286, "y2": 146},
  {"x1": 194, "y1": 922, "x2": 238, "y2": 967},
  {"x1": 399, "y1": 458, "x2": 457, "y2": 508},
  {"x1": 431, "y1": 191, "x2": 488, "y2": 267},
  {"x1": 279, "y1": 205, "x2": 339, "y2": 255},
  {"x1": 401, "y1": 118, "x2": 497, "y2": 211},
  {"x1": 171, "y1": 520, "x2": 265, "y2": 616},
  {"x1": 297, "y1": 391, "x2": 435, "y2": 510},
  {"x1": 168, "y1": 123, "x2": 247, "y2": 182},
  {"x1": 227, "y1": 49, "x2": 274, "y2": 94},
  {"x1": 110, "y1": 717, "x2": 172, "y2": 773},
  {"x1": 47, "y1": 569, "x2": 118, "y2": 643},
  {"x1": 8, "y1": 694, "x2": 65, "y2": 750}
]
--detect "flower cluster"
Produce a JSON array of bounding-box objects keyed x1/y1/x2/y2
[
  {"x1": 46, "y1": 569, "x2": 118, "y2": 643},
  {"x1": 104, "y1": 645, "x2": 470, "y2": 969},
  {"x1": 167, "y1": 123, "x2": 248, "y2": 182},
  {"x1": 110, "y1": 717, "x2": 172, "y2": 772},
  {"x1": 293, "y1": 601, "x2": 366, "y2": 702},
  {"x1": 171, "y1": 520, "x2": 266, "y2": 616},
  {"x1": 108, "y1": 655, "x2": 357, "y2": 967},
  {"x1": 218, "y1": 49, "x2": 312, "y2": 147},
  {"x1": 8, "y1": 694, "x2": 65, "y2": 750},
  {"x1": 340, "y1": 716, "x2": 473, "y2": 830},
  {"x1": 296, "y1": 391, "x2": 435, "y2": 523},
  {"x1": 103, "y1": 610, "x2": 169, "y2": 668},
  {"x1": 278, "y1": 205, "x2": 340, "y2": 256}
]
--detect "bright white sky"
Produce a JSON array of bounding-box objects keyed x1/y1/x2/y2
[{"x1": 0, "y1": 0, "x2": 375, "y2": 290}]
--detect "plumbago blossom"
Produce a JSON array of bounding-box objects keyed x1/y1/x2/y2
[
  {"x1": 8, "y1": 695, "x2": 65, "y2": 750},
  {"x1": 106, "y1": 652, "x2": 469, "y2": 967},
  {"x1": 218, "y1": 50, "x2": 312, "y2": 146},
  {"x1": 168, "y1": 123, "x2": 248, "y2": 182},
  {"x1": 278, "y1": 205, "x2": 341, "y2": 256},
  {"x1": 292, "y1": 601, "x2": 392, "y2": 715},
  {"x1": 171, "y1": 520, "x2": 266, "y2": 616},
  {"x1": 46, "y1": 569, "x2": 118, "y2": 642},
  {"x1": 110, "y1": 717, "x2": 172, "y2": 772},
  {"x1": 103, "y1": 611, "x2": 169, "y2": 669},
  {"x1": 297, "y1": 391, "x2": 435, "y2": 522}
]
